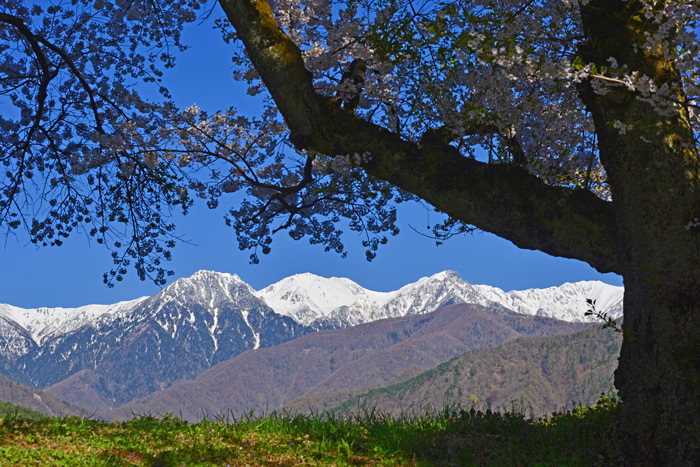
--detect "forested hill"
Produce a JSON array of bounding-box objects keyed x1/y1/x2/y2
[{"x1": 286, "y1": 324, "x2": 621, "y2": 418}]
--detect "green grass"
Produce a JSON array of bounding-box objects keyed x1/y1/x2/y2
[
  {"x1": 0, "y1": 396, "x2": 623, "y2": 466},
  {"x1": 0, "y1": 401, "x2": 47, "y2": 420}
]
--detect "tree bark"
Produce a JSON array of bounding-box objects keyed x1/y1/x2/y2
[
  {"x1": 220, "y1": 0, "x2": 700, "y2": 462},
  {"x1": 579, "y1": 2, "x2": 700, "y2": 463}
]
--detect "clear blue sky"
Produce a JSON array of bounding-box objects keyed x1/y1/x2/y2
[{"x1": 0, "y1": 15, "x2": 622, "y2": 309}]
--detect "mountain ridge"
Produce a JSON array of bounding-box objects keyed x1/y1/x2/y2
[
  {"x1": 0, "y1": 270, "x2": 623, "y2": 360},
  {"x1": 0, "y1": 269, "x2": 623, "y2": 415},
  {"x1": 258, "y1": 270, "x2": 623, "y2": 329},
  {"x1": 311, "y1": 324, "x2": 621, "y2": 418},
  {"x1": 108, "y1": 303, "x2": 590, "y2": 422},
  {"x1": 2, "y1": 270, "x2": 310, "y2": 411},
  {"x1": 0, "y1": 373, "x2": 98, "y2": 419}
]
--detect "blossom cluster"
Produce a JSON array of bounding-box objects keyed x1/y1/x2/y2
[
  {"x1": 231, "y1": 0, "x2": 606, "y2": 192},
  {"x1": 312, "y1": 152, "x2": 373, "y2": 175},
  {"x1": 247, "y1": 0, "x2": 699, "y2": 197}
]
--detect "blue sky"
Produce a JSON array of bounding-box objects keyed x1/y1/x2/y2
[{"x1": 0, "y1": 14, "x2": 622, "y2": 309}]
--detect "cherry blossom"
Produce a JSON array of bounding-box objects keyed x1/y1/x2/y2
[{"x1": 1, "y1": 0, "x2": 699, "y2": 281}]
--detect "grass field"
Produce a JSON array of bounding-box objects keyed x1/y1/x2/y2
[{"x1": 0, "y1": 396, "x2": 622, "y2": 466}]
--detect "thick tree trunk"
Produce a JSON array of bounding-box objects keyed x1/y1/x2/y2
[
  {"x1": 580, "y1": 3, "x2": 700, "y2": 463},
  {"x1": 619, "y1": 273, "x2": 700, "y2": 464}
]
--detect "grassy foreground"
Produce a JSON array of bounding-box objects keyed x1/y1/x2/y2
[{"x1": 0, "y1": 397, "x2": 622, "y2": 466}]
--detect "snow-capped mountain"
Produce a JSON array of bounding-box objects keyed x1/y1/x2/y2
[
  {"x1": 258, "y1": 273, "x2": 392, "y2": 327},
  {"x1": 0, "y1": 298, "x2": 146, "y2": 350},
  {"x1": 1, "y1": 270, "x2": 623, "y2": 362},
  {"x1": 258, "y1": 270, "x2": 624, "y2": 329},
  {"x1": 473, "y1": 280, "x2": 624, "y2": 323},
  {"x1": 0, "y1": 270, "x2": 309, "y2": 411},
  {"x1": 0, "y1": 269, "x2": 622, "y2": 413}
]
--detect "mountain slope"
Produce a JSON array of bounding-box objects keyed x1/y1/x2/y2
[
  {"x1": 0, "y1": 269, "x2": 621, "y2": 417},
  {"x1": 0, "y1": 299, "x2": 147, "y2": 347},
  {"x1": 109, "y1": 304, "x2": 588, "y2": 422},
  {"x1": 0, "y1": 373, "x2": 97, "y2": 419},
  {"x1": 25, "y1": 271, "x2": 310, "y2": 412},
  {"x1": 319, "y1": 324, "x2": 621, "y2": 418}
]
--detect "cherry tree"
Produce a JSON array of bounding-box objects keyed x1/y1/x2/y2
[{"x1": 1, "y1": 0, "x2": 699, "y2": 462}]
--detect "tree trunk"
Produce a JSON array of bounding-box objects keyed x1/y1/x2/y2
[
  {"x1": 618, "y1": 272, "x2": 700, "y2": 464},
  {"x1": 580, "y1": 3, "x2": 700, "y2": 463}
]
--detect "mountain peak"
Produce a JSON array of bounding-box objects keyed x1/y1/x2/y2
[
  {"x1": 428, "y1": 270, "x2": 463, "y2": 282},
  {"x1": 161, "y1": 269, "x2": 248, "y2": 293},
  {"x1": 153, "y1": 270, "x2": 256, "y2": 310},
  {"x1": 257, "y1": 273, "x2": 392, "y2": 326},
  {"x1": 189, "y1": 269, "x2": 244, "y2": 283}
]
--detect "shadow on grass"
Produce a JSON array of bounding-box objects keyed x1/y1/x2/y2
[
  {"x1": 272, "y1": 395, "x2": 623, "y2": 466},
  {"x1": 0, "y1": 396, "x2": 623, "y2": 466}
]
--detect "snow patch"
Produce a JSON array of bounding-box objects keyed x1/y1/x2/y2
[
  {"x1": 209, "y1": 307, "x2": 219, "y2": 352},
  {"x1": 239, "y1": 308, "x2": 260, "y2": 350},
  {"x1": 0, "y1": 297, "x2": 148, "y2": 345}
]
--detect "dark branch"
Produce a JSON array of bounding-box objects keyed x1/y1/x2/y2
[{"x1": 219, "y1": 0, "x2": 621, "y2": 274}]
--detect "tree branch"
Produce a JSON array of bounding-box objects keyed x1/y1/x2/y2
[
  {"x1": 0, "y1": 13, "x2": 104, "y2": 133},
  {"x1": 218, "y1": 0, "x2": 621, "y2": 274}
]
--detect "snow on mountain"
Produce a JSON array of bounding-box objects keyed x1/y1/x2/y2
[
  {"x1": 0, "y1": 269, "x2": 297, "y2": 359},
  {"x1": 0, "y1": 298, "x2": 147, "y2": 346},
  {"x1": 0, "y1": 269, "x2": 623, "y2": 412},
  {"x1": 257, "y1": 273, "x2": 393, "y2": 326},
  {"x1": 257, "y1": 270, "x2": 624, "y2": 329},
  {"x1": 0, "y1": 270, "x2": 624, "y2": 355},
  {"x1": 144, "y1": 269, "x2": 271, "y2": 351},
  {"x1": 473, "y1": 280, "x2": 624, "y2": 323},
  {"x1": 309, "y1": 270, "x2": 504, "y2": 328},
  {"x1": 0, "y1": 269, "x2": 310, "y2": 410},
  {"x1": 154, "y1": 270, "x2": 250, "y2": 307},
  {"x1": 0, "y1": 315, "x2": 36, "y2": 358},
  {"x1": 368, "y1": 270, "x2": 507, "y2": 321}
]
